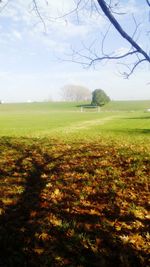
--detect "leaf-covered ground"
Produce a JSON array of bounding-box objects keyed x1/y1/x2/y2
[{"x1": 0, "y1": 137, "x2": 149, "y2": 267}]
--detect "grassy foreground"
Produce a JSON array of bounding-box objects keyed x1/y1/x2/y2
[
  {"x1": 0, "y1": 101, "x2": 150, "y2": 143},
  {"x1": 0, "y1": 101, "x2": 150, "y2": 266}
]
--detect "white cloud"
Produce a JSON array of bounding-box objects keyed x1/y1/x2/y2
[
  {"x1": 0, "y1": 0, "x2": 105, "y2": 37},
  {"x1": 12, "y1": 30, "x2": 22, "y2": 40},
  {"x1": 43, "y1": 0, "x2": 75, "y2": 15},
  {"x1": 40, "y1": 36, "x2": 70, "y2": 53},
  {"x1": 0, "y1": 71, "x2": 10, "y2": 78},
  {"x1": 114, "y1": 47, "x2": 130, "y2": 56},
  {"x1": 50, "y1": 20, "x2": 89, "y2": 38},
  {"x1": 118, "y1": 0, "x2": 138, "y2": 14}
]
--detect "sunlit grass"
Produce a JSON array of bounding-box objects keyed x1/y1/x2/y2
[{"x1": 0, "y1": 101, "x2": 150, "y2": 145}]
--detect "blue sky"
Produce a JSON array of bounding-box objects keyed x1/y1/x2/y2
[{"x1": 0, "y1": 0, "x2": 149, "y2": 102}]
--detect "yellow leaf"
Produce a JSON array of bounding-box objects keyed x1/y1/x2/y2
[
  {"x1": 120, "y1": 235, "x2": 130, "y2": 244},
  {"x1": 39, "y1": 232, "x2": 49, "y2": 241},
  {"x1": 30, "y1": 211, "x2": 37, "y2": 218},
  {"x1": 54, "y1": 188, "x2": 60, "y2": 195},
  {"x1": 115, "y1": 225, "x2": 121, "y2": 231},
  {"x1": 41, "y1": 173, "x2": 48, "y2": 179},
  {"x1": 0, "y1": 208, "x2": 4, "y2": 215},
  {"x1": 2, "y1": 198, "x2": 14, "y2": 205},
  {"x1": 34, "y1": 248, "x2": 44, "y2": 255},
  {"x1": 48, "y1": 215, "x2": 62, "y2": 226},
  {"x1": 91, "y1": 245, "x2": 98, "y2": 253},
  {"x1": 46, "y1": 182, "x2": 52, "y2": 188}
]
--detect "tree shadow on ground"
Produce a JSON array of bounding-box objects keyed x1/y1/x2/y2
[
  {"x1": 109, "y1": 128, "x2": 150, "y2": 135},
  {"x1": 125, "y1": 116, "x2": 150, "y2": 120},
  {"x1": 76, "y1": 104, "x2": 92, "y2": 108},
  {"x1": 0, "y1": 144, "x2": 47, "y2": 266},
  {"x1": 0, "y1": 137, "x2": 149, "y2": 266}
]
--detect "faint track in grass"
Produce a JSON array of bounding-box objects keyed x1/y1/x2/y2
[{"x1": 59, "y1": 115, "x2": 119, "y2": 133}]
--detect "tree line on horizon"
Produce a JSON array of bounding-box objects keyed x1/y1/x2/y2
[{"x1": 61, "y1": 84, "x2": 110, "y2": 106}]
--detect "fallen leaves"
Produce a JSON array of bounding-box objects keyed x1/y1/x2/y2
[
  {"x1": 0, "y1": 137, "x2": 149, "y2": 267},
  {"x1": 33, "y1": 248, "x2": 44, "y2": 255}
]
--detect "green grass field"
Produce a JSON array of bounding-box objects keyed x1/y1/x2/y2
[
  {"x1": 0, "y1": 100, "x2": 150, "y2": 144},
  {"x1": 0, "y1": 101, "x2": 150, "y2": 267}
]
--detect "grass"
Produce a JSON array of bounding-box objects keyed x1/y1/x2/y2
[
  {"x1": 0, "y1": 101, "x2": 150, "y2": 143},
  {"x1": 0, "y1": 100, "x2": 150, "y2": 266},
  {"x1": 102, "y1": 100, "x2": 150, "y2": 111}
]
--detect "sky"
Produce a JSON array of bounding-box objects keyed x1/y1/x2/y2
[{"x1": 0, "y1": 0, "x2": 149, "y2": 103}]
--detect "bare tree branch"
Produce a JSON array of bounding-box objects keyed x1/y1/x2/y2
[
  {"x1": 77, "y1": 50, "x2": 138, "y2": 64},
  {"x1": 146, "y1": 0, "x2": 150, "y2": 7},
  {"x1": 97, "y1": 0, "x2": 150, "y2": 63},
  {"x1": 0, "y1": 0, "x2": 149, "y2": 78},
  {"x1": 64, "y1": 47, "x2": 139, "y2": 70},
  {"x1": 101, "y1": 24, "x2": 112, "y2": 56},
  {"x1": 47, "y1": 0, "x2": 88, "y2": 20},
  {"x1": 32, "y1": 0, "x2": 47, "y2": 32},
  {"x1": 33, "y1": 0, "x2": 149, "y2": 77},
  {"x1": 0, "y1": 0, "x2": 10, "y2": 12},
  {"x1": 120, "y1": 59, "x2": 147, "y2": 79},
  {"x1": 131, "y1": 14, "x2": 142, "y2": 41},
  {"x1": 63, "y1": 0, "x2": 149, "y2": 77}
]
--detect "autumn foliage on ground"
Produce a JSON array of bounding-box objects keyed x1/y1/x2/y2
[{"x1": 0, "y1": 137, "x2": 149, "y2": 267}]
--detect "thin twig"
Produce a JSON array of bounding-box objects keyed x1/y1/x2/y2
[
  {"x1": 32, "y1": 0, "x2": 47, "y2": 32},
  {"x1": 0, "y1": 0, "x2": 10, "y2": 12},
  {"x1": 123, "y1": 59, "x2": 147, "y2": 79}
]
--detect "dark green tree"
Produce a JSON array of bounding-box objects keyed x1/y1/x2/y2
[{"x1": 91, "y1": 89, "x2": 110, "y2": 106}]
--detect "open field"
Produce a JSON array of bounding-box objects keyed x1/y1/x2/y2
[
  {"x1": 0, "y1": 101, "x2": 150, "y2": 266},
  {"x1": 0, "y1": 101, "x2": 150, "y2": 143}
]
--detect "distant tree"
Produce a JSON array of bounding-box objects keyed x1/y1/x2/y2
[
  {"x1": 61, "y1": 84, "x2": 91, "y2": 102},
  {"x1": 91, "y1": 89, "x2": 110, "y2": 106}
]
